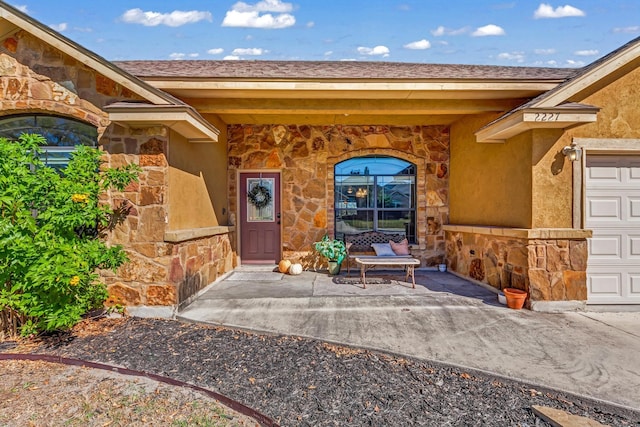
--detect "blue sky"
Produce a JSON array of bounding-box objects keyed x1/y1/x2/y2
[{"x1": 11, "y1": 1, "x2": 640, "y2": 67}]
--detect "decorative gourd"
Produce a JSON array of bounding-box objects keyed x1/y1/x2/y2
[
  {"x1": 288, "y1": 263, "x2": 303, "y2": 275},
  {"x1": 278, "y1": 259, "x2": 292, "y2": 273}
]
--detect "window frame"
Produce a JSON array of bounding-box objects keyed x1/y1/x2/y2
[
  {"x1": 334, "y1": 156, "x2": 417, "y2": 242},
  {"x1": 0, "y1": 114, "x2": 98, "y2": 170}
]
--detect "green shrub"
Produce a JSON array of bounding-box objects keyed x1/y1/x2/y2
[{"x1": 0, "y1": 134, "x2": 140, "y2": 337}]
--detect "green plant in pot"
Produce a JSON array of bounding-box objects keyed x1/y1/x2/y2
[{"x1": 314, "y1": 235, "x2": 347, "y2": 275}]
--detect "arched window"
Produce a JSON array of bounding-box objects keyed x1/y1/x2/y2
[
  {"x1": 335, "y1": 156, "x2": 416, "y2": 242},
  {"x1": 0, "y1": 114, "x2": 97, "y2": 171}
]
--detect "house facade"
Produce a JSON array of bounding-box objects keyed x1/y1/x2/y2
[{"x1": 1, "y1": 3, "x2": 639, "y2": 314}]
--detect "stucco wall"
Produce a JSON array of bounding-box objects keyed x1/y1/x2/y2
[
  {"x1": 449, "y1": 113, "x2": 533, "y2": 228},
  {"x1": 167, "y1": 123, "x2": 228, "y2": 230},
  {"x1": 530, "y1": 129, "x2": 573, "y2": 228},
  {"x1": 529, "y1": 63, "x2": 640, "y2": 228},
  {"x1": 228, "y1": 124, "x2": 450, "y2": 267},
  {"x1": 570, "y1": 65, "x2": 640, "y2": 140}
]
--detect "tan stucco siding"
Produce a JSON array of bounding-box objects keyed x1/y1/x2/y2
[
  {"x1": 167, "y1": 123, "x2": 228, "y2": 230},
  {"x1": 527, "y1": 64, "x2": 640, "y2": 228},
  {"x1": 569, "y1": 66, "x2": 640, "y2": 139},
  {"x1": 450, "y1": 114, "x2": 532, "y2": 228},
  {"x1": 530, "y1": 129, "x2": 573, "y2": 228}
]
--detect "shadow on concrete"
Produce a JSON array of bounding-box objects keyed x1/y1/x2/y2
[{"x1": 192, "y1": 266, "x2": 502, "y2": 307}]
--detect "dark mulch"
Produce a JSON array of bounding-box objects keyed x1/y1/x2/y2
[{"x1": 12, "y1": 317, "x2": 640, "y2": 426}]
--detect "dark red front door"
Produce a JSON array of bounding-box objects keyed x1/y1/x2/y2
[{"x1": 240, "y1": 172, "x2": 281, "y2": 264}]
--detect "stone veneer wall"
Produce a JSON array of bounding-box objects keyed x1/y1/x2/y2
[
  {"x1": 228, "y1": 125, "x2": 450, "y2": 267},
  {"x1": 101, "y1": 129, "x2": 236, "y2": 308},
  {"x1": 1, "y1": 30, "x2": 233, "y2": 309},
  {"x1": 445, "y1": 228, "x2": 588, "y2": 307}
]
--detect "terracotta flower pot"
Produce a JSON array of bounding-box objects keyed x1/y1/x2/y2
[{"x1": 503, "y1": 288, "x2": 527, "y2": 309}]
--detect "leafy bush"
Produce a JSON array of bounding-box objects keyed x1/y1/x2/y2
[{"x1": 0, "y1": 134, "x2": 140, "y2": 337}]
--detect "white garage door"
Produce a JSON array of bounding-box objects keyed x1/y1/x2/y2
[{"x1": 586, "y1": 155, "x2": 640, "y2": 304}]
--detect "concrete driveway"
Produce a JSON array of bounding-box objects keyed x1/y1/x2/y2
[{"x1": 179, "y1": 265, "x2": 640, "y2": 410}]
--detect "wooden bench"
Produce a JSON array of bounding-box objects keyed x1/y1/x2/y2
[
  {"x1": 343, "y1": 231, "x2": 419, "y2": 285},
  {"x1": 355, "y1": 256, "x2": 420, "y2": 288}
]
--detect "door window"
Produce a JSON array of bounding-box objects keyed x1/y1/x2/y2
[{"x1": 247, "y1": 177, "x2": 275, "y2": 222}]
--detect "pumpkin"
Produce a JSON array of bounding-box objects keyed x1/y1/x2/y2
[
  {"x1": 278, "y1": 259, "x2": 292, "y2": 273},
  {"x1": 288, "y1": 263, "x2": 303, "y2": 275}
]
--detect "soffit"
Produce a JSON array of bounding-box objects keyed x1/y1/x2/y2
[
  {"x1": 475, "y1": 103, "x2": 600, "y2": 143},
  {"x1": 104, "y1": 102, "x2": 220, "y2": 142},
  {"x1": 115, "y1": 60, "x2": 575, "y2": 126},
  {"x1": 136, "y1": 78, "x2": 561, "y2": 126}
]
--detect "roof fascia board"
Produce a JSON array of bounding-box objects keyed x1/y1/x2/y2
[
  {"x1": 146, "y1": 80, "x2": 561, "y2": 92},
  {"x1": 0, "y1": 4, "x2": 173, "y2": 106},
  {"x1": 105, "y1": 105, "x2": 220, "y2": 142},
  {"x1": 475, "y1": 107, "x2": 598, "y2": 143}
]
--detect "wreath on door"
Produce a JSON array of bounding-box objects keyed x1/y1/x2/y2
[{"x1": 248, "y1": 184, "x2": 272, "y2": 209}]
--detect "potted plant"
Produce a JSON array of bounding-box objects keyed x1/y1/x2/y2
[{"x1": 314, "y1": 234, "x2": 347, "y2": 275}]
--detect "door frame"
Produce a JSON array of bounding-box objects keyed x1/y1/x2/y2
[{"x1": 236, "y1": 169, "x2": 282, "y2": 264}]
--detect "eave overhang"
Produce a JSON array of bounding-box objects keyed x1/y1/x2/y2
[
  {"x1": 104, "y1": 103, "x2": 220, "y2": 143},
  {"x1": 475, "y1": 103, "x2": 599, "y2": 143}
]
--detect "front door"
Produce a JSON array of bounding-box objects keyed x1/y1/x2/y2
[{"x1": 240, "y1": 172, "x2": 281, "y2": 264}]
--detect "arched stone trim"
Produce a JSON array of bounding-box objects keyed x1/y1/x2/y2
[
  {"x1": 0, "y1": 101, "x2": 108, "y2": 137},
  {"x1": 327, "y1": 148, "x2": 429, "y2": 251}
]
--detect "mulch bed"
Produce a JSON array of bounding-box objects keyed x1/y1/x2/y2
[{"x1": 4, "y1": 317, "x2": 640, "y2": 426}]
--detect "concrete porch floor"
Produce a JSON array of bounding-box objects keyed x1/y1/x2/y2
[{"x1": 179, "y1": 265, "x2": 640, "y2": 411}]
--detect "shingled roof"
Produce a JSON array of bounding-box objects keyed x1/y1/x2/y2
[{"x1": 113, "y1": 60, "x2": 579, "y2": 81}]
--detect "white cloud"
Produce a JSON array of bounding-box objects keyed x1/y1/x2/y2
[
  {"x1": 306, "y1": 21, "x2": 315, "y2": 28},
  {"x1": 222, "y1": 0, "x2": 295, "y2": 28},
  {"x1": 471, "y1": 24, "x2": 505, "y2": 37},
  {"x1": 404, "y1": 39, "x2": 431, "y2": 50},
  {"x1": 574, "y1": 49, "x2": 598, "y2": 56},
  {"x1": 547, "y1": 60, "x2": 558, "y2": 66},
  {"x1": 231, "y1": 0, "x2": 293, "y2": 13},
  {"x1": 207, "y1": 48, "x2": 224, "y2": 55},
  {"x1": 357, "y1": 45, "x2": 390, "y2": 57},
  {"x1": 565, "y1": 59, "x2": 585, "y2": 67},
  {"x1": 223, "y1": 55, "x2": 241, "y2": 60},
  {"x1": 324, "y1": 50, "x2": 333, "y2": 57},
  {"x1": 169, "y1": 52, "x2": 199, "y2": 60},
  {"x1": 613, "y1": 26, "x2": 640, "y2": 34},
  {"x1": 231, "y1": 47, "x2": 267, "y2": 56},
  {"x1": 12, "y1": 4, "x2": 28, "y2": 13},
  {"x1": 121, "y1": 8, "x2": 212, "y2": 27},
  {"x1": 340, "y1": 58, "x2": 357, "y2": 61},
  {"x1": 431, "y1": 25, "x2": 469, "y2": 36},
  {"x1": 534, "y1": 48, "x2": 556, "y2": 55},
  {"x1": 73, "y1": 27, "x2": 93, "y2": 33},
  {"x1": 533, "y1": 3, "x2": 585, "y2": 19},
  {"x1": 498, "y1": 51, "x2": 525, "y2": 62},
  {"x1": 49, "y1": 23, "x2": 68, "y2": 32}
]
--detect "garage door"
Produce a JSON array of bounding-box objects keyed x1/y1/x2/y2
[{"x1": 586, "y1": 155, "x2": 640, "y2": 304}]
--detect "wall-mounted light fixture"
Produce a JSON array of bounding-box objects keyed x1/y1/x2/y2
[{"x1": 562, "y1": 143, "x2": 582, "y2": 162}]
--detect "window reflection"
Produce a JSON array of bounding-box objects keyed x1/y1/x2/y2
[
  {"x1": 335, "y1": 156, "x2": 416, "y2": 243},
  {"x1": 0, "y1": 114, "x2": 97, "y2": 169}
]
